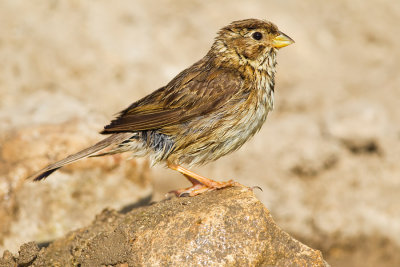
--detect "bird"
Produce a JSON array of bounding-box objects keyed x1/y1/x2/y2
[{"x1": 28, "y1": 19, "x2": 294, "y2": 197}]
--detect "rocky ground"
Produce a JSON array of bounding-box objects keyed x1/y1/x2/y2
[
  {"x1": 1, "y1": 0, "x2": 399, "y2": 266},
  {"x1": 1, "y1": 187, "x2": 329, "y2": 266}
]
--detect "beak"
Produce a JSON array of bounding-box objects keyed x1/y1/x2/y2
[{"x1": 272, "y1": 32, "x2": 295, "y2": 48}]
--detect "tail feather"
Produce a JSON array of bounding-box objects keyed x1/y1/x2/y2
[{"x1": 28, "y1": 133, "x2": 133, "y2": 181}]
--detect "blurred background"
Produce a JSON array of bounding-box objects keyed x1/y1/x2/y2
[{"x1": 1, "y1": 0, "x2": 399, "y2": 266}]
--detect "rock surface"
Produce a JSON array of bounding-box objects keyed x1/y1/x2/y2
[{"x1": 1, "y1": 187, "x2": 328, "y2": 267}]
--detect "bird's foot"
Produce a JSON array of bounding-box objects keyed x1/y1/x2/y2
[
  {"x1": 170, "y1": 180, "x2": 240, "y2": 197},
  {"x1": 167, "y1": 163, "x2": 247, "y2": 197}
]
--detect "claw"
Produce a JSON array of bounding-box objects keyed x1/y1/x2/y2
[
  {"x1": 250, "y1": 186, "x2": 263, "y2": 192},
  {"x1": 178, "y1": 192, "x2": 190, "y2": 197}
]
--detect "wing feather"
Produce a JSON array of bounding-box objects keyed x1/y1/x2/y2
[{"x1": 101, "y1": 66, "x2": 243, "y2": 134}]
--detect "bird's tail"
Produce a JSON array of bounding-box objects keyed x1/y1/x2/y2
[{"x1": 28, "y1": 133, "x2": 133, "y2": 181}]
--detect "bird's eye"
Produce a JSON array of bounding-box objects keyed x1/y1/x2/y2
[{"x1": 252, "y1": 32, "x2": 263, "y2": 40}]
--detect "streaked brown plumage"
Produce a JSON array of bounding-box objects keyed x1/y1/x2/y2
[{"x1": 28, "y1": 19, "x2": 294, "y2": 196}]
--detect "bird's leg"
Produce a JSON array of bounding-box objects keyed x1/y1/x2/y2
[{"x1": 168, "y1": 163, "x2": 239, "y2": 197}]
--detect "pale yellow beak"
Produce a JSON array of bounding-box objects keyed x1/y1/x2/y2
[{"x1": 272, "y1": 32, "x2": 295, "y2": 48}]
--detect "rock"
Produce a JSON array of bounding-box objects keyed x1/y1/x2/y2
[
  {"x1": 0, "y1": 250, "x2": 15, "y2": 267},
  {"x1": 16, "y1": 242, "x2": 39, "y2": 266},
  {"x1": 5, "y1": 187, "x2": 328, "y2": 266},
  {"x1": 0, "y1": 121, "x2": 152, "y2": 254}
]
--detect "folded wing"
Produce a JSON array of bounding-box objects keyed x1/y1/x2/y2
[{"x1": 101, "y1": 68, "x2": 244, "y2": 134}]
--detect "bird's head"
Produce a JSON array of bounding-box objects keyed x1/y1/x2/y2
[{"x1": 211, "y1": 19, "x2": 294, "y2": 71}]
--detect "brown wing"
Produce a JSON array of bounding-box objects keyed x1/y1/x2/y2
[{"x1": 101, "y1": 66, "x2": 243, "y2": 134}]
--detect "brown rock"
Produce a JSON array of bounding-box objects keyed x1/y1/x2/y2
[
  {"x1": 16, "y1": 242, "x2": 39, "y2": 266},
  {"x1": 8, "y1": 187, "x2": 328, "y2": 266},
  {"x1": 0, "y1": 250, "x2": 15, "y2": 267}
]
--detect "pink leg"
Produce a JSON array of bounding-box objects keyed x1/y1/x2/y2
[{"x1": 168, "y1": 163, "x2": 240, "y2": 197}]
